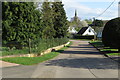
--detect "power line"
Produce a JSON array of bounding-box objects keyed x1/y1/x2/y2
[{"x1": 95, "y1": 0, "x2": 116, "y2": 18}]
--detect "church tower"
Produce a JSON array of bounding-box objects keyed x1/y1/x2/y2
[
  {"x1": 75, "y1": 9, "x2": 77, "y2": 17},
  {"x1": 70, "y1": 9, "x2": 80, "y2": 22}
]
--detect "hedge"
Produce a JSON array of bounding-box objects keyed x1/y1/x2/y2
[
  {"x1": 73, "y1": 34, "x2": 94, "y2": 39},
  {"x1": 2, "y1": 38, "x2": 69, "y2": 56}
]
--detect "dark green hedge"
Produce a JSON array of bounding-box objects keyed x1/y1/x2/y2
[
  {"x1": 73, "y1": 34, "x2": 94, "y2": 39},
  {"x1": 102, "y1": 17, "x2": 120, "y2": 51},
  {"x1": 31, "y1": 38, "x2": 69, "y2": 53},
  {"x1": 2, "y1": 38, "x2": 69, "y2": 56}
]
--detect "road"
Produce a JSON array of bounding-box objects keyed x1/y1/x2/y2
[{"x1": 2, "y1": 40, "x2": 118, "y2": 78}]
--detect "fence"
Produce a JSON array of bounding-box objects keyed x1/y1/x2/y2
[{"x1": 2, "y1": 38, "x2": 69, "y2": 56}]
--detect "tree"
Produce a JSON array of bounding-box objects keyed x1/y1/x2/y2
[
  {"x1": 2, "y1": 2, "x2": 42, "y2": 48},
  {"x1": 85, "y1": 19, "x2": 92, "y2": 25},
  {"x1": 102, "y1": 17, "x2": 120, "y2": 52},
  {"x1": 52, "y1": 2, "x2": 69, "y2": 38},
  {"x1": 41, "y1": 1, "x2": 55, "y2": 39},
  {"x1": 93, "y1": 19, "x2": 103, "y2": 27}
]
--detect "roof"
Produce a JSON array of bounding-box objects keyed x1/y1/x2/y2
[{"x1": 77, "y1": 27, "x2": 88, "y2": 35}]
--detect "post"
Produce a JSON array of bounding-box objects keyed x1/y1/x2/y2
[
  {"x1": 28, "y1": 38, "x2": 31, "y2": 54},
  {"x1": 94, "y1": 34, "x2": 97, "y2": 40}
]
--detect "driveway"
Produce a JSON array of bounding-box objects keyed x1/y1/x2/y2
[{"x1": 2, "y1": 40, "x2": 118, "y2": 78}]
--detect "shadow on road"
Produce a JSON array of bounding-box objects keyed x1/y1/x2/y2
[
  {"x1": 60, "y1": 51, "x2": 101, "y2": 55},
  {"x1": 69, "y1": 46, "x2": 94, "y2": 49},
  {"x1": 45, "y1": 58, "x2": 118, "y2": 69}
]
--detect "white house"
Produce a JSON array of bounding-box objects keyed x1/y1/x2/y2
[
  {"x1": 68, "y1": 26, "x2": 78, "y2": 34},
  {"x1": 77, "y1": 26, "x2": 96, "y2": 36},
  {"x1": 96, "y1": 27, "x2": 104, "y2": 40}
]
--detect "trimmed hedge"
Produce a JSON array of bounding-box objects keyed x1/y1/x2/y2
[
  {"x1": 2, "y1": 38, "x2": 69, "y2": 56},
  {"x1": 31, "y1": 38, "x2": 69, "y2": 53},
  {"x1": 102, "y1": 17, "x2": 120, "y2": 52},
  {"x1": 73, "y1": 34, "x2": 94, "y2": 39}
]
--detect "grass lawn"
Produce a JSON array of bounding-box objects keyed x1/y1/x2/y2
[
  {"x1": 90, "y1": 41, "x2": 104, "y2": 47},
  {"x1": 2, "y1": 52, "x2": 59, "y2": 65},
  {"x1": 100, "y1": 49, "x2": 118, "y2": 52},
  {"x1": 2, "y1": 48, "x2": 29, "y2": 56},
  {"x1": 2, "y1": 41, "x2": 72, "y2": 65},
  {"x1": 90, "y1": 41, "x2": 119, "y2": 56},
  {"x1": 106, "y1": 53, "x2": 120, "y2": 56},
  {"x1": 70, "y1": 39, "x2": 91, "y2": 41}
]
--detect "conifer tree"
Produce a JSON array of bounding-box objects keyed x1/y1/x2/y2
[
  {"x1": 41, "y1": 1, "x2": 55, "y2": 39},
  {"x1": 52, "y1": 1, "x2": 69, "y2": 38},
  {"x1": 2, "y1": 2, "x2": 42, "y2": 47}
]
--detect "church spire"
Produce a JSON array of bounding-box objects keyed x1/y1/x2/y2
[{"x1": 75, "y1": 9, "x2": 77, "y2": 17}]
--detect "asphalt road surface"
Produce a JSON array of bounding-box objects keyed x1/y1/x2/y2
[{"x1": 2, "y1": 40, "x2": 118, "y2": 78}]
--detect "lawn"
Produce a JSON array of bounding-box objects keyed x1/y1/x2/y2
[
  {"x1": 2, "y1": 41, "x2": 72, "y2": 65},
  {"x1": 70, "y1": 39, "x2": 91, "y2": 41},
  {"x1": 2, "y1": 48, "x2": 29, "y2": 56},
  {"x1": 2, "y1": 52, "x2": 59, "y2": 65},
  {"x1": 90, "y1": 41, "x2": 104, "y2": 47},
  {"x1": 100, "y1": 49, "x2": 118, "y2": 52},
  {"x1": 90, "y1": 41, "x2": 119, "y2": 56},
  {"x1": 106, "y1": 53, "x2": 120, "y2": 56}
]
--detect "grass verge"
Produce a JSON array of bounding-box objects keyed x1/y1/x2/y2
[
  {"x1": 70, "y1": 39, "x2": 91, "y2": 41},
  {"x1": 106, "y1": 53, "x2": 120, "y2": 56},
  {"x1": 90, "y1": 41, "x2": 119, "y2": 56},
  {"x1": 2, "y1": 41, "x2": 72, "y2": 65}
]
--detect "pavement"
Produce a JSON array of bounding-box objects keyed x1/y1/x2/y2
[
  {"x1": 1, "y1": 40, "x2": 119, "y2": 78},
  {"x1": 0, "y1": 61, "x2": 20, "y2": 68}
]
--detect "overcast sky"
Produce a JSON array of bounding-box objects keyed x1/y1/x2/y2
[{"x1": 62, "y1": 0, "x2": 119, "y2": 21}]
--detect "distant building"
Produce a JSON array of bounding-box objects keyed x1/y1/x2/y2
[
  {"x1": 96, "y1": 27, "x2": 104, "y2": 40},
  {"x1": 68, "y1": 26, "x2": 78, "y2": 34},
  {"x1": 77, "y1": 26, "x2": 96, "y2": 36},
  {"x1": 68, "y1": 10, "x2": 80, "y2": 34},
  {"x1": 70, "y1": 10, "x2": 81, "y2": 23}
]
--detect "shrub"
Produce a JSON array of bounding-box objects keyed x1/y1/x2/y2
[
  {"x1": 102, "y1": 17, "x2": 120, "y2": 52},
  {"x1": 2, "y1": 38, "x2": 69, "y2": 56},
  {"x1": 73, "y1": 34, "x2": 94, "y2": 39},
  {"x1": 31, "y1": 38, "x2": 68, "y2": 53}
]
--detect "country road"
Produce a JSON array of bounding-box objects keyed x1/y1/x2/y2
[{"x1": 2, "y1": 40, "x2": 118, "y2": 78}]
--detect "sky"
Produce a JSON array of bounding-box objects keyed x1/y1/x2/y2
[{"x1": 62, "y1": 0, "x2": 119, "y2": 21}]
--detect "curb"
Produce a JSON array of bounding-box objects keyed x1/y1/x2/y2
[
  {"x1": 89, "y1": 42, "x2": 119, "y2": 63},
  {"x1": 1, "y1": 42, "x2": 70, "y2": 58}
]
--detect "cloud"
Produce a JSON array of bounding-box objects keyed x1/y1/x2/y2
[
  {"x1": 62, "y1": 0, "x2": 118, "y2": 20},
  {"x1": 62, "y1": 0, "x2": 119, "y2": 2}
]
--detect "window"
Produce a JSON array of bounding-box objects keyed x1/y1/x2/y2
[{"x1": 89, "y1": 29, "x2": 91, "y2": 32}]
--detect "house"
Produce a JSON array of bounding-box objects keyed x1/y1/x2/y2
[
  {"x1": 68, "y1": 26, "x2": 78, "y2": 34},
  {"x1": 77, "y1": 26, "x2": 96, "y2": 36}
]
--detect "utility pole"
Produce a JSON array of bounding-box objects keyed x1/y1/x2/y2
[
  {"x1": 93, "y1": 17, "x2": 97, "y2": 40},
  {"x1": 118, "y1": 1, "x2": 120, "y2": 17}
]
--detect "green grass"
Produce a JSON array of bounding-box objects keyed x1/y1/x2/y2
[
  {"x1": 70, "y1": 39, "x2": 91, "y2": 41},
  {"x1": 100, "y1": 49, "x2": 118, "y2": 52},
  {"x1": 90, "y1": 41, "x2": 119, "y2": 56},
  {"x1": 106, "y1": 53, "x2": 120, "y2": 56},
  {"x1": 90, "y1": 41, "x2": 104, "y2": 47},
  {"x1": 2, "y1": 41, "x2": 72, "y2": 65},
  {"x1": 2, "y1": 52, "x2": 59, "y2": 65},
  {"x1": 2, "y1": 49, "x2": 29, "y2": 56}
]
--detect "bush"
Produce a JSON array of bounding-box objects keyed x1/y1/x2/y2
[
  {"x1": 2, "y1": 38, "x2": 69, "y2": 56},
  {"x1": 102, "y1": 17, "x2": 120, "y2": 52},
  {"x1": 73, "y1": 34, "x2": 94, "y2": 39},
  {"x1": 31, "y1": 38, "x2": 68, "y2": 53}
]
